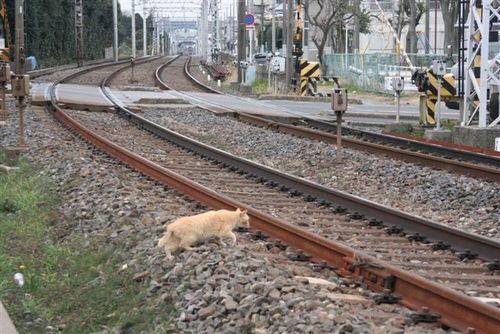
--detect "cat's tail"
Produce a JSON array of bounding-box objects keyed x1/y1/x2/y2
[{"x1": 157, "y1": 230, "x2": 173, "y2": 248}]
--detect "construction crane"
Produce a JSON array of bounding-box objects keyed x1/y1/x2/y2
[{"x1": 0, "y1": 0, "x2": 11, "y2": 62}]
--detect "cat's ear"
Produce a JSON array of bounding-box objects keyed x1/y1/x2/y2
[
  {"x1": 240, "y1": 209, "x2": 247, "y2": 215},
  {"x1": 236, "y1": 208, "x2": 241, "y2": 212}
]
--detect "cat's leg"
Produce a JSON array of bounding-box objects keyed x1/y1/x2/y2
[
  {"x1": 179, "y1": 238, "x2": 195, "y2": 251},
  {"x1": 164, "y1": 248, "x2": 174, "y2": 261},
  {"x1": 164, "y1": 235, "x2": 179, "y2": 260},
  {"x1": 222, "y1": 231, "x2": 237, "y2": 245},
  {"x1": 217, "y1": 237, "x2": 227, "y2": 247}
]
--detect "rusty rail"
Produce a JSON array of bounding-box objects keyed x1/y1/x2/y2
[
  {"x1": 153, "y1": 55, "x2": 180, "y2": 90},
  {"x1": 304, "y1": 118, "x2": 500, "y2": 168},
  {"x1": 184, "y1": 57, "x2": 222, "y2": 94},
  {"x1": 180, "y1": 63, "x2": 500, "y2": 181},
  {"x1": 235, "y1": 113, "x2": 500, "y2": 182},
  {"x1": 47, "y1": 57, "x2": 500, "y2": 333}
]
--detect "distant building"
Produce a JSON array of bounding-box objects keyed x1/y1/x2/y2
[{"x1": 359, "y1": 0, "x2": 446, "y2": 54}]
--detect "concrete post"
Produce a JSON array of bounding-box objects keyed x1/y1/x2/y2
[
  {"x1": 113, "y1": 0, "x2": 118, "y2": 61},
  {"x1": 131, "y1": 0, "x2": 136, "y2": 58},
  {"x1": 237, "y1": 0, "x2": 246, "y2": 83}
]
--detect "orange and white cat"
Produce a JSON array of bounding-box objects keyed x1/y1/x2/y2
[{"x1": 158, "y1": 208, "x2": 250, "y2": 260}]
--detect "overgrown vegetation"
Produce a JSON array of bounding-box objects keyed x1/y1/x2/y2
[
  {"x1": 388, "y1": 125, "x2": 425, "y2": 138},
  {"x1": 4, "y1": 0, "x2": 146, "y2": 67},
  {"x1": 0, "y1": 152, "x2": 174, "y2": 332},
  {"x1": 251, "y1": 79, "x2": 269, "y2": 95}
]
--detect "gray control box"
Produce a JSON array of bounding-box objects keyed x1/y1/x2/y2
[
  {"x1": 12, "y1": 75, "x2": 30, "y2": 97},
  {"x1": 331, "y1": 88, "x2": 348, "y2": 112},
  {"x1": 392, "y1": 77, "x2": 404, "y2": 92},
  {"x1": 432, "y1": 60, "x2": 446, "y2": 76}
]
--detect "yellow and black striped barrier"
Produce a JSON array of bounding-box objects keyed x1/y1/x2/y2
[
  {"x1": 299, "y1": 59, "x2": 320, "y2": 79},
  {"x1": 422, "y1": 70, "x2": 460, "y2": 125},
  {"x1": 426, "y1": 98, "x2": 437, "y2": 125},
  {"x1": 299, "y1": 60, "x2": 320, "y2": 96}
]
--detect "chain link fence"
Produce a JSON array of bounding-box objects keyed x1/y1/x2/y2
[{"x1": 323, "y1": 53, "x2": 451, "y2": 92}]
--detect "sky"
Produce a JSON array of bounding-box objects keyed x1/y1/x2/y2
[
  {"x1": 119, "y1": 0, "x2": 132, "y2": 14},
  {"x1": 118, "y1": 0, "x2": 236, "y2": 16}
]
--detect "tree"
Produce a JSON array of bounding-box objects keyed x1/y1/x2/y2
[
  {"x1": 304, "y1": 0, "x2": 348, "y2": 69},
  {"x1": 378, "y1": 0, "x2": 425, "y2": 54},
  {"x1": 440, "y1": 0, "x2": 460, "y2": 54},
  {"x1": 6, "y1": 0, "x2": 121, "y2": 67},
  {"x1": 408, "y1": 0, "x2": 417, "y2": 54}
]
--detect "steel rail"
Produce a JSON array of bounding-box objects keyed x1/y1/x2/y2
[
  {"x1": 154, "y1": 55, "x2": 180, "y2": 90},
  {"x1": 235, "y1": 113, "x2": 500, "y2": 182},
  {"x1": 184, "y1": 56, "x2": 222, "y2": 94},
  {"x1": 154, "y1": 57, "x2": 500, "y2": 260},
  {"x1": 28, "y1": 57, "x2": 127, "y2": 79},
  {"x1": 181, "y1": 61, "x2": 500, "y2": 181},
  {"x1": 304, "y1": 118, "x2": 500, "y2": 168},
  {"x1": 47, "y1": 58, "x2": 500, "y2": 333}
]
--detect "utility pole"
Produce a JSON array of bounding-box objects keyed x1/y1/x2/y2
[
  {"x1": 237, "y1": 0, "x2": 246, "y2": 83},
  {"x1": 425, "y1": 0, "x2": 430, "y2": 54},
  {"x1": 131, "y1": 0, "x2": 136, "y2": 59},
  {"x1": 143, "y1": 9, "x2": 147, "y2": 56},
  {"x1": 201, "y1": 0, "x2": 208, "y2": 60},
  {"x1": 352, "y1": 0, "x2": 360, "y2": 53},
  {"x1": 271, "y1": 0, "x2": 276, "y2": 53},
  {"x1": 113, "y1": 0, "x2": 118, "y2": 61},
  {"x1": 285, "y1": 0, "x2": 294, "y2": 92},
  {"x1": 260, "y1": 0, "x2": 265, "y2": 53},
  {"x1": 12, "y1": 0, "x2": 29, "y2": 149},
  {"x1": 75, "y1": 0, "x2": 83, "y2": 66}
]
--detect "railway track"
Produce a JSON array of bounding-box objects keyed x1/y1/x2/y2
[
  {"x1": 168, "y1": 56, "x2": 500, "y2": 182},
  {"x1": 45, "y1": 57, "x2": 500, "y2": 332}
]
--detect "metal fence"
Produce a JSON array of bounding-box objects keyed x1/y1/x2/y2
[{"x1": 323, "y1": 53, "x2": 451, "y2": 92}]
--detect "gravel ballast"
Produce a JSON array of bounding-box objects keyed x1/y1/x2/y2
[
  {"x1": 0, "y1": 104, "x2": 448, "y2": 332},
  {"x1": 139, "y1": 107, "x2": 499, "y2": 240}
]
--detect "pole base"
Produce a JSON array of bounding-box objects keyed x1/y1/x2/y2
[{"x1": 4, "y1": 145, "x2": 29, "y2": 163}]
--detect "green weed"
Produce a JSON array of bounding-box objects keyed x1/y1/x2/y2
[
  {"x1": 252, "y1": 79, "x2": 269, "y2": 94},
  {"x1": 0, "y1": 152, "x2": 175, "y2": 333}
]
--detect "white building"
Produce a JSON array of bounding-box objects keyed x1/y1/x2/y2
[{"x1": 359, "y1": 0, "x2": 447, "y2": 54}]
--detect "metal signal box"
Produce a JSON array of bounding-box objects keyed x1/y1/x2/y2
[
  {"x1": 432, "y1": 60, "x2": 446, "y2": 76},
  {"x1": 0, "y1": 64, "x2": 11, "y2": 82},
  {"x1": 12, "y1": 75, "x2": 30, "y2": 97},
  {"x1": 392, "y1": 77, "x2": 404, "y2": 92},
  {"x1": 331, "y1": 88, "x2": 348, "y2": 112}
]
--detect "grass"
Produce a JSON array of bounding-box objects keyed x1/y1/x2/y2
[
  {"x1": 388, "y1": 125, "x2": 426, "y2": 138},
  {"x1": 252, "y1": 79, "x2": 269, "y2": 95},
  {"x1": 442, "y1": 119, "x2": 457, "y2": 131},
  {"x1": 0, "y1": 151, "x2": 175, "y2": 333}
]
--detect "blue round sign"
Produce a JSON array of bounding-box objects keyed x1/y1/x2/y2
[{"x1": 245, "y1": 14, "x2": 255, "y2": 26}]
